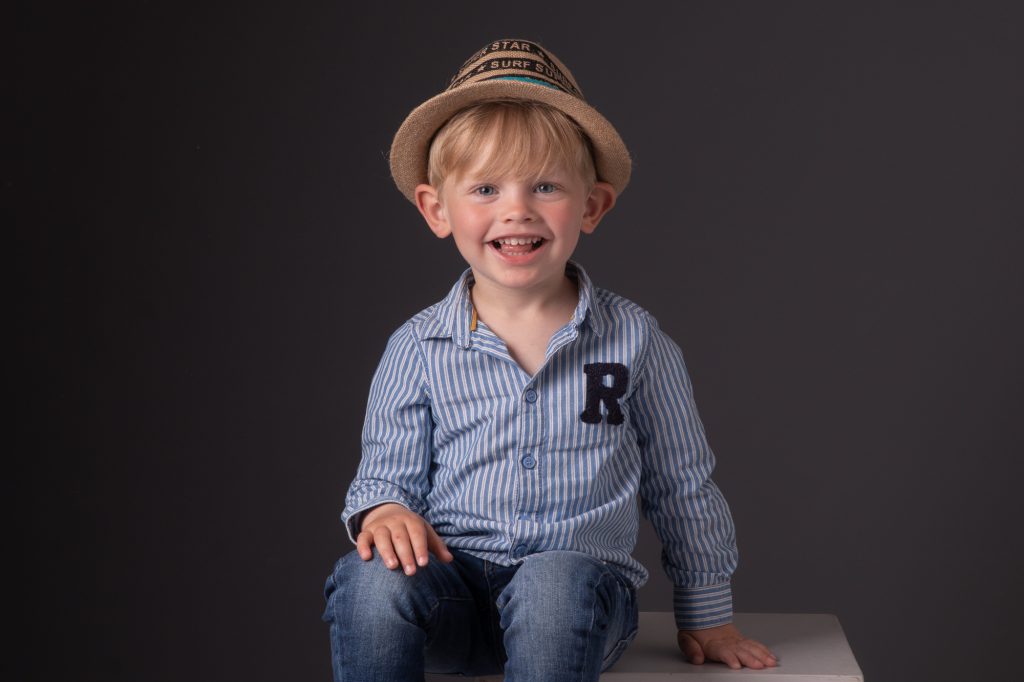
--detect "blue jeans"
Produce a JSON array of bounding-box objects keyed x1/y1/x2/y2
[{"x1": 322, "y1": 548, "x2": 639, "y2": 681}]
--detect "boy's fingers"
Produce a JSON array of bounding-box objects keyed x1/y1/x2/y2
[
  {"x1": 736, "y1": 639, "x2": 776, "y2": 666},
  {"x1": 708, "y1": 643, "x2": 741, "y2": 670},
  {"x1": 359, "y1": 510, "x2": 451, "y2": 572},
  {"x1": 735, "y1": 647, "x2": 766, "y2": 670},
  {"x1": 408, "y1": 523, "x2": 430, "y2": 566},
  {"x1": 749, "y1": 641, "x2": 778, "y2": 665},
  {"x1": 388, "y1": 526, "x2": 419, "y2": 575},
  {"x1": 425, "y1": 525, "x2": 454, "y2": 562},
  {"x1": 721, "y1": 651, "x2": 741, "y2": 670},
  {"x1": 407, "y1": 522, "x2": 431, "y2": 568},
  {"x1": 679, "y1": 631, "x2": 775, "y2": 671},
  {"x1": 371, "y1": 527, "x2": 401, "y2": 570},
  {"x1": 355, "y1": 531, "x2": 375, "y2": 560}
]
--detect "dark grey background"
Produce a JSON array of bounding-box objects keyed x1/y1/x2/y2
[{"x1": 16, "y1": 2, "x2": 1023, "y2": 681}]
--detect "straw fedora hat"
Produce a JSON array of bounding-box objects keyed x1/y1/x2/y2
[{"x1": 389, "y1": 38, "x2": 632, "y2": 204}]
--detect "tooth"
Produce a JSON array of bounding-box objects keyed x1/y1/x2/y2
[{"x1": 495, "y1": 237, "x2": 542, "y2": 245}]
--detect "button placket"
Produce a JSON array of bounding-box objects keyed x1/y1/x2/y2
[{"x1": 511, "y1": 383, "x2": 542, "y2": 561}]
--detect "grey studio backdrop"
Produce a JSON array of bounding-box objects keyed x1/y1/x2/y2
[{"x1": 16, "y1": 2, "x2": 1023, "y2": 682}]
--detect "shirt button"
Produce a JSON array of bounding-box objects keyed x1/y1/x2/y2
[
  {"x1": 511, "y1": 544, "x2": 528, "y2": 560},
  {"x1": 524, "y1": 389, "x2": 538, "y2": 403},
  {"x1": 521, "y1": 454, "x2": 536, "y2": 469}
]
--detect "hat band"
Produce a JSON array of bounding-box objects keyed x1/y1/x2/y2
[{"x1": 447, "y1": 56, "x2": 582, "y2": 98}]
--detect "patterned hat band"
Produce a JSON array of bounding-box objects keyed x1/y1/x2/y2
[
  {"x1": 447, "y1": 39, "x2": 584, "y2": 98},
  {"x1": 389, "y1": 38, "x2": 631, "y2": 204}
]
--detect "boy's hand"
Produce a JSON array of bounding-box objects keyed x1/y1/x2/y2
[
  {"x1": 356, "y1": 503, "x2": 454, "y2": 575},
  {"x1": 678, "y1": 623, "x2": 778, "y2": 670}
]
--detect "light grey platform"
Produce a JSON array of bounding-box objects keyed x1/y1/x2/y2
[{"x1": 426, "y1": 612, "x2": 864, "y2": 681}]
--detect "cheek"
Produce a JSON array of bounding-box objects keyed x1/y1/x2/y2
[
  {"x1": 448, "y1": 204, "x2": 489, "y2": 230},
  {"x1": 451, "y1": 232, "x2": 481, "y2": 254},
  {"x1": 546, "y1": 202, "x2": 585, "y2": 230},
  {"x1": 447, "y1": 211, "x2": 491, "y2": 251}
]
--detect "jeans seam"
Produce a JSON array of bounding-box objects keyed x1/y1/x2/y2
[
  {"x1": 484, "y1": 561, "x2": 505, "y2": 668},
  {"x1": 582, "y1": 577, "x2": 600, "y2": 679},
  {"x1": 596, "y1": 565, "x2": 636, "y2": 671}
]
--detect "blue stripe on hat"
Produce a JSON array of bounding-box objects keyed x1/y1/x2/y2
[{"x1": 490, "y1": 75, "x2": 563, "y2": 90}]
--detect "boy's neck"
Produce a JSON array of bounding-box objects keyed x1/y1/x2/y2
[{"x1": 469, "y1": 269, "x2": 578, "y2": 326}]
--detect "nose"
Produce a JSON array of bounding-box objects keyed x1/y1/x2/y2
[{"x1": 501, "y1": 188, "x2": 536, "y2": 223}]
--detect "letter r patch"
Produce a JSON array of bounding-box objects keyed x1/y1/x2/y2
[{"x1": 580, "y1": 363, "x2": 629, "y2": 425}]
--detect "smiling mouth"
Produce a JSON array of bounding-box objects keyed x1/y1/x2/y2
[{"x1": 490, "y1": 237, "x2": 546, "y2": 253}]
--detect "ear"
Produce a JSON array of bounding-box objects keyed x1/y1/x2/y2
[
  {"x1": 415, "y1": 183, "x2": 452, "y2": 238},
  {"x1": 580, "y1": 181, "x2": 616, "y2": 234}
]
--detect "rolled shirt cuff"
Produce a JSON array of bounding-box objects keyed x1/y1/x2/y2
[{"x1": 673, "y1": 583, "x2": 734, "y2": 631}]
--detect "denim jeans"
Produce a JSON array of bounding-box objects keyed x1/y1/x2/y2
[{"x1": 322, "y1": 547, "x2": 639, "y2": 682}]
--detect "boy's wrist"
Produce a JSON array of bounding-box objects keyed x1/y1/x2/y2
[{"x1": 359, "y1": 502, "x2": 411, "y2": 529}]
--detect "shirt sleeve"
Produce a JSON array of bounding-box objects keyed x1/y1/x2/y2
[
  {"x1": 340, "y1": 322, "x2": 434, "y2": 544},
  {"x1": 632, "y1": 312, "x2": 739, "y2": 631}
]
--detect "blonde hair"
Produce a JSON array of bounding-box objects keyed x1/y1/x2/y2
[{"x1": 426, "y1": 99, "x2": 597, "y2": 192}]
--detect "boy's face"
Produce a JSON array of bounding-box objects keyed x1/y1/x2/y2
[{"x1": 416, "y1": 161, "x2": 615, "y2": 299}]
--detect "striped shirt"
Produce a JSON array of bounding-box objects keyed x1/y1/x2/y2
[{"x1": 341, "y1": 261, "x2": 738, "y2": 630}]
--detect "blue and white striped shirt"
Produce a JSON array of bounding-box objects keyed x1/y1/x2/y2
[{"x1": 341, "y1": 261, "x2": 738, "y2": 630}]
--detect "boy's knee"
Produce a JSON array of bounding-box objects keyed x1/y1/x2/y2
[
  {"x1": 518, "y1": 550, "x2": 610, "y2": 590},
  {"x1": 328, "y1": 548, "x2": 421, "y2": 590},
  {"x1": 497, "y1": 550, "x2": 636, "y2": 675},
  {"x1": 499, "y1": 551, "x2": 621, "y2": 623},
  {"x1": 324, "y1": 550, "x2": 412, "y2": 618},
  {"x1": 323, "y1": 549, "x2": 463, "y2": 625}
]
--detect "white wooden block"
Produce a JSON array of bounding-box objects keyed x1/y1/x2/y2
[{"x1": 426, "y1": 612, "x2": 864, "y2": 681}]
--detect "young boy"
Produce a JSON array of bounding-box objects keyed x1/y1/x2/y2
[{"x1": 322, "y1": 39, "x2": 777, "y2": 681}]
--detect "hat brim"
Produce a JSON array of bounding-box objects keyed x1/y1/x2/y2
[{"x1": 389, "y1": 79, "x2": 631, "y2": 204}]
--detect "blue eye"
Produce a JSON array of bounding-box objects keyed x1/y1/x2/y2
[
  {"x1": 535, "y1": 183, "x2": 557, "y2": 194},
  {"x1": 475, "y1": 185, "x2": 496, "y2": 196}
]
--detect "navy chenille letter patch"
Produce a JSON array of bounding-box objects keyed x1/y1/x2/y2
[{"x1": 580, "y1": 363, "x2": 629, "y2": 425}]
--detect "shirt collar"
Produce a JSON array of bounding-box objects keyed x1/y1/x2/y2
[{"x1": 419, "y1": 260, "x2": 606, "y2": 348}]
